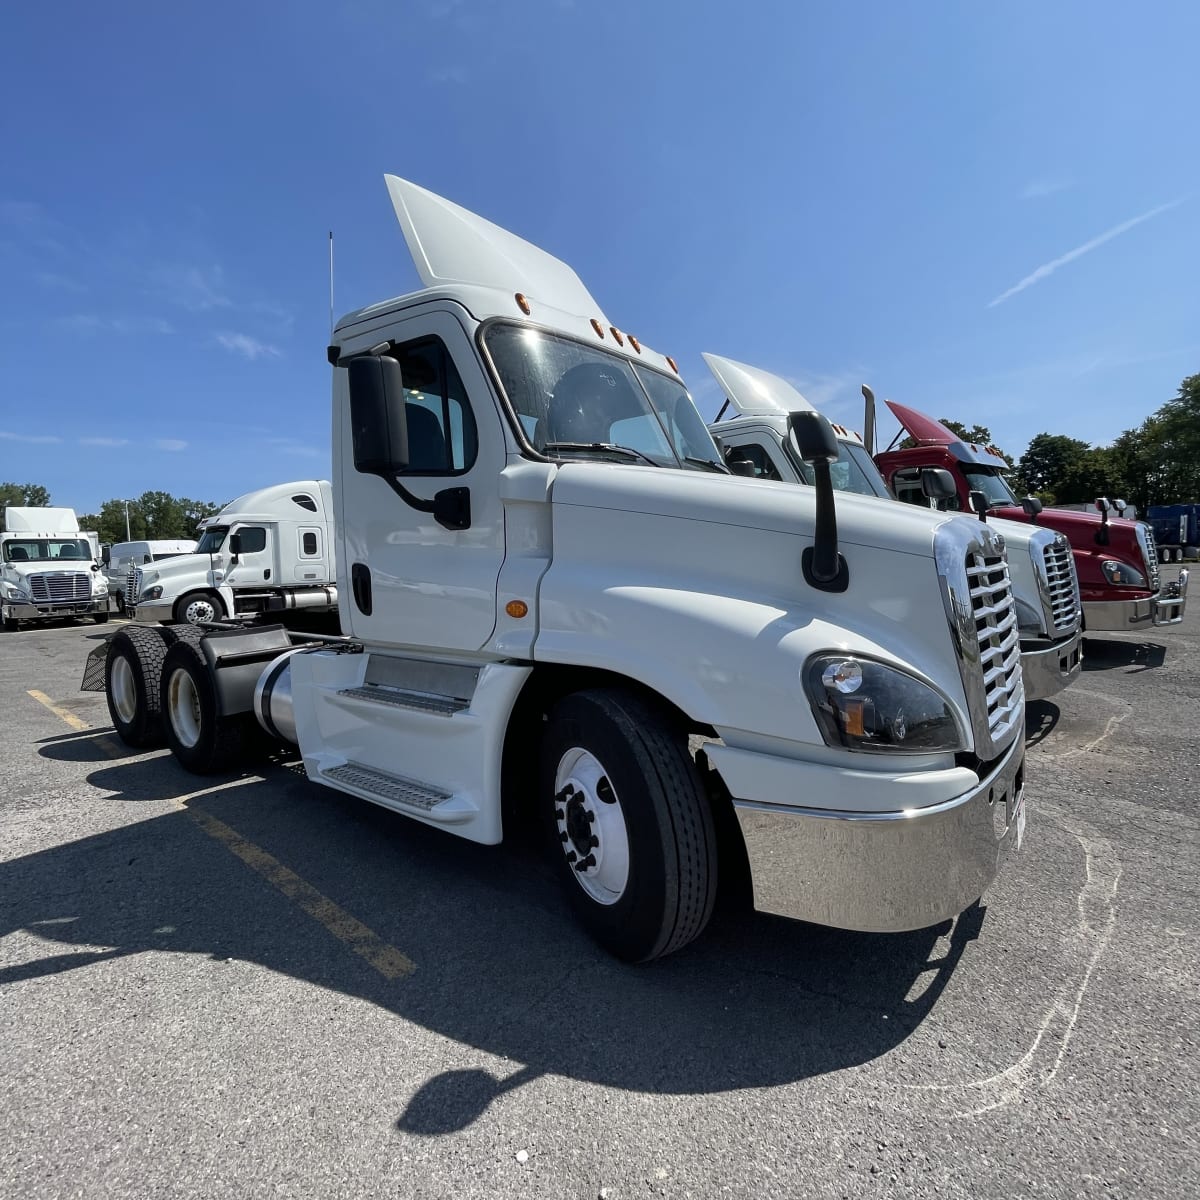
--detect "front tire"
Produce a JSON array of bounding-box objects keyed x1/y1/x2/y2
[
  {"x1": 161, "y1": 640, "x2": 253, "y2": 773},
  {"x1": 175, "y1": 590, "x2": 224, "y2": 626},
  {"x1": 540, "y1": 688, "x2": 717, "y2": 963},
  {"x1": 93, "y1": 610, "x2": 110, "y2": 624},
  {"x1": 105, "y1": 626, "x2": 169, "y2": 746}
]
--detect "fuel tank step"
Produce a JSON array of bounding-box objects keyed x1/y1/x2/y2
[
  {"x1": 320, "y1": 761, "x2": 477, "y2": 823},
  {"x1": 337, "y1": 685, "x2": 468, "y2": 716}
]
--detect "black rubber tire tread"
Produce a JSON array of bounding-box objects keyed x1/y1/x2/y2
[
  {"x1": 540, "y1": 688, "x2": 717, "y2": 963},
  {"x1": 162, "y1": 623, "x2": 205, "y2": 647},
  {"x1": 105, "y1": 625, "x2": 169, "y2": 747},
  {"x1": 160, "y1": 640, "x2": 252, "y2": 774},
  {"x1": 92, "y1": 611, "x2": 110, "y2": 624},
  {"x1": 174, "y1": 590, "x2": 224, "y2": 626}
]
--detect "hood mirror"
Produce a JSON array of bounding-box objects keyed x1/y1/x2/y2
[
  {"x1": 788, "y1": 411, "x2": 848, "y2": 592},
  {"x1": 1021, "y1": 495, "x2": 1043, "y2": 520},
  {"x1": 968, "y1": 490, "x2": 989, "y2": 521},
  {"x1": 1094, "y1": 497, "x2": 1111, "y2": 545}
]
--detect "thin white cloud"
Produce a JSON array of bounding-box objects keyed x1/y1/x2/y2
[
  {"x1": 79, "y1": 436, "x2": 130, "y2": 447},
  {"x1": 216, "y1": 331, "x2": 282, "y2": 360},
  {"x1": 0, "y1": 430, "x2": 63, "y2": 444},
  {"x1": 153, "y1": 263, "x2": 232, "y2": 311},
  {"x1": 57, "y1": 313, "x2": 174, "y2": 335},
  {"x1": 1021, "y1": 178, "x2": 1073, "y2": 200},
  {"x1": 0, "y1": 200, "x2": 47, "y2": 227},
  {"x1": 155, "y1": 439, "x2": 188, "y2": 452},
  {"x1": 988, "y1": 199, "x2": 1184, "y2": 308},
  {"x1": 35, "y1": 270, "x2": 86, "y2": 292},
  {"x1": 266, "y1": 437, "x2": 326, "y2": 458}
]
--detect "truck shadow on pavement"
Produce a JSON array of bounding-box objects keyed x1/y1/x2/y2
[
  {"x1": 1081, "y1": 637, "x2": 1166, "y2": 673},
  {"x1": 7, "y1": 752, "x2": 989, "y2": 1135}
]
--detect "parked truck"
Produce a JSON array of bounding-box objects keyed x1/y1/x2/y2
[
  {"x1": 1145, "y1": 503, "x2": 1200, "y2": 563},
  {"x1": 103, "y1": 539, "x2": 197, "y2": 612},
  {"x1": 2, "y1": 507, "x2": 110, "y2": 630},
  {"x1": 125, "y1": 481, "x2": 337, "y2": 625},
  {"x1": 704, "y1": 354, "x2": 1083, "y2": 701},
  {"x1": 85, "y1": 176, "x2": 1026, "y2": 962},
  {"x1": 874, "y1": 403, "x2": 1188, "y2": 632}
]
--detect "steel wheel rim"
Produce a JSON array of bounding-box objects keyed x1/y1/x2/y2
[
  {"x1": 554, "y1": 747, "x2": 630, "y2": 906},
  {"x1": 111, "y1": 655, "x2": 137, "y2": 724},
  {"x1": 167, "y1": 668, "x2": 202, "y2": 748},
  {"x1": 184, "y1": 597, "x2": 216, "y2": 624}
]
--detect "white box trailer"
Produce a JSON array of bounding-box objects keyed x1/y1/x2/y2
[
  {"x1": 86, "y1": 177, "x2": 1026, "y2": 962},
  {"x1": 2, "y1": 507, "x2": 110, "y2": 629},
  {"x1": 126, "y1": 481, "x2": 336, "y2": 625}
]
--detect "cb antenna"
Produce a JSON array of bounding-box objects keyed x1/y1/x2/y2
[{"x1": 328, "y1": 231, "x2": 335, "y2": 340}]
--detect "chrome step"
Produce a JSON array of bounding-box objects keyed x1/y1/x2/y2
[
  {"x1": 321, "y1": 762, "x2": 476, "y2": 822},
  {"x1": 337, "y1": 685, "x2": 467, "y2": 716}
]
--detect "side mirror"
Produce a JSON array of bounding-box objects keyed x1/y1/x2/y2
[
  {"x1": 228, "y1": 533, "x2": 242, "y2": 562},
  {"x1": 920, "y1": 468, "x2": 957, "y2": 503},
  {"x1": 727, "y1": 459, "x2": 757, "y2": 477},
  {"x1": 1113, "y1": 497, "x2": 1127, "y2": 514},
  {"x1": 969, "y1": 490, "x2": 989, "y2": 521},
  {"x1": 348, "y1": 355, "x2": 410, "y2": 475},
  {"x1": 101, "y1": 547, "x2": 111, "y2": 566},
  {"x1": 787, "y1": 411, "x2": 848, "y2": 592},
  {"x1": 1094, "y1": 497, "x2": 1111, "y2": 545},
  {"x1": 1021, "y1": 495, "x2": 1043, "y2": 519},
  {"x1": 1094, "y1": 496, "x2": 1110, "y2": 514}
]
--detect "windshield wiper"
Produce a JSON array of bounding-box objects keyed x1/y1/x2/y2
[
  {"x1": 682, "y1": 456, "x2": 729, "y2": 473},
  {"x1": 543, "y1": 442, "x2": 663, "y2": 467}
]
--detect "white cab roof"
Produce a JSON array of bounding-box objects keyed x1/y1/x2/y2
[{"x1": 703, "y1": 353, "x2": 817, "y2": 418}]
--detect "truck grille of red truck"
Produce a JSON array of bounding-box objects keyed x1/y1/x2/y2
[
  {"x1": 29, "y1": 572, "x2": 91, "y2": 603},
  {"x1": 1135, "y1": 523, "x2": 1160, "y2": 591},
  {"x1": 1041, "y1": 535, "x2": 1080, "y2": 634}
]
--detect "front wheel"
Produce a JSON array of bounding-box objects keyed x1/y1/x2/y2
[
  {"x1": 92, "y1": 610, "x2": 110, "y2": 624},
  {"x1": 175, "y1": 590, "x2": 224, "y2": 626},
  {"x1": 161, "y1": 640, "x2": 253, "y2": 773},
  {"x1": 540, "y1": 688, "x2": 717, "y2": 963}
]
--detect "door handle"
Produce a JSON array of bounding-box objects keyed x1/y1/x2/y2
[{"x1": 351, "y1": 562, "x2": 373, "y2": 615}]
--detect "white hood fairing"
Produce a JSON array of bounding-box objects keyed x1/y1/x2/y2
[{"x1": 532, "y1": 463, "x2": 975, "y2": 757}]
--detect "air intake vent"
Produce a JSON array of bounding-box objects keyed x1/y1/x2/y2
[
  {"x1": 966, "y1": 548, "x2": 1024, "y2": 746},
  {"x1": 1041, "y1": 536, "x2": 1080, "y2": 634}
]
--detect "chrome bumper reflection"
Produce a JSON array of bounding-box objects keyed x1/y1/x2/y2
[
  {"x1": 734, "y1": 737, "x2": 1025, "y2": 933},
  {"x1": 1082, "y1": 569, "x2": 1189, "y2": 631},
  {"x1": 1, "y1": 597, "x2": 107, "y2": 620},
  {"x1": 1020, "y1": 629, "x2": 1082, "y2": 701},
  {"x1": 128, "y1": 600, "x2": 172, "y2": 624}
]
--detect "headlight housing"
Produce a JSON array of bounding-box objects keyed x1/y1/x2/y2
[
  {"x1": 804, "y1": 653, "x2": 966, "y2": 754},
  {"x1": 141, "y1": 585, "x2": 164, "y2": 601},
  {"x1": 1099, "y1": 559, "x2": 1146, "y2": 587}
]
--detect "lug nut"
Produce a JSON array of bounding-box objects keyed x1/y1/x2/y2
[
  {"x1": 574, "y1": 853, "x2": 596, "y2": 872},
  {"x1": 566, "y1": 850, "x2": 577, "y2": 863}
]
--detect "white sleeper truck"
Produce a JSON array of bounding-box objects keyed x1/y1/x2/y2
[
  {"x1": 126, "y1": 481, "x2": 336, "y2": 625},
  {"x1": 85, "y1": 177, "x2": 1027, "y2": 962},
  {"x1": 704, "y1": 353, "x2": 1083, "y2": 703},
  {"x1": 2, "y1": 507, "x2": 109, "y2": 630}
]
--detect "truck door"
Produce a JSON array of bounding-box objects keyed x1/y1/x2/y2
[
  {"x1": 338, "y1": 310, "x2": 506, "y2": 652},
  {"x1": 225, "y1": 525, "x2": 273, "y2": 586}
]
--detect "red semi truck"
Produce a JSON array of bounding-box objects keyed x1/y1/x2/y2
[{"x1": 875, "y1": 401, "x2": 1189, "y2": 632}]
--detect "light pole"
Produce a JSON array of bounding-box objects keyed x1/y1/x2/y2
[{"x1": 124, "y1": 500, "x2": 131, "y2": 542}]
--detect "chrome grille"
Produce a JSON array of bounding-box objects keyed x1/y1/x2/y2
[
  {"x1": 967, "y1": 548, "x2": 1024, "y2": 744},
  {"x1": 29, "y1": 571, "x2": 90, "y2": 603},
  {"x1": 1041, "y1": 536, "x2": 1080, "y2": 634},
  {"x1": 129, "y1": 567, "x2": 143, "y2": 605},
  {"x1": 1135, "y1": 523, "x2": 1160, "y2": 591}
]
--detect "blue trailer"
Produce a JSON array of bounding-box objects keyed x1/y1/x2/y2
[{"x1": 1147, "y1": 503, "x2": 1200, "y2": 563}]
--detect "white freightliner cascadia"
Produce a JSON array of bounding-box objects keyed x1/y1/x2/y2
[
  {"x1": 703, "y1": 353, "x2": 1083, "y2": 702},
  {"x1": 126, "y1": 481, "x2": 337, "y2": 625},
  {"x1": 2, "y1": 507, "x2": 110, "y2": 629},
  {"x1": 89, "y1": 177, "x2": 1028, "y2": 962}
]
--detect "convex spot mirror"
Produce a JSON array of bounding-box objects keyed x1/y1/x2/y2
[
  {"x1": 348, "y1": 355, "x2": 411, "y2": 476},
  {"x1": 1021, "y1": 495, "x2": 1043, "y2": 518}
]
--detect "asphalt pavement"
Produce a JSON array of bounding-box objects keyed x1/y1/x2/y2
[{"x1": 2, "y1": 572, "x2": 1197, "y2": 1199}]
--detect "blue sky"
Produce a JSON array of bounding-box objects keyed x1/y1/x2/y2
[{"x1": 2, "y1": 1, "x2": 1197, "y2": 514}]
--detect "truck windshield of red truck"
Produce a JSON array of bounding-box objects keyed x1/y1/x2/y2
[{"x1": 962, "y1": 465, "x2": 1019, "y2": 508}]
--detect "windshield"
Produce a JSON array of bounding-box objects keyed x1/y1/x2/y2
[
  {"x1": 484, "y1": 323, "x2": 725, "y2": 470},
  {"x1": 2, "y1": 538, "x2": 93, "y2": 564},
  {"x1": 195, "y1": 526, "x2": 228, "y2": 554},
  {"x1": 962, "y1": 466, "x2": 1018, "y2": 507},
  {"x1": 786, "y1": 438, "x2": 890, "y2": 497}
]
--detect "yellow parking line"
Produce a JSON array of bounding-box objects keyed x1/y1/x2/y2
[
  {"x1": 30, "y1": 687, "x2": 416, "y2": 981},
  {"x1": 188, "y1": 808, "x2": 416, "y2": 980}
]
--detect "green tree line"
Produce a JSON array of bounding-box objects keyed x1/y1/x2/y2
[{"x1": 1, "y1": 484, "x2": 220, "y2": 541}]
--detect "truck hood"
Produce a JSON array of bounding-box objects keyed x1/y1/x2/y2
[
  {"x1": 992, "y1": 503, "x2": 1142, "y2": 546},
  {"x1": 138, "y1": 552, "x2": 216, "y2": 583},
  {"x1": 4, "y1": 560, "x2": 98, "y2": 580},
  {"x1": 551, "y1": 462, "x2": 953, "y2": 559}
]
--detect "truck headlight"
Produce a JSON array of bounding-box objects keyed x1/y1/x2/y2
[
  {"x1": 804, "y1": 653, "x2": 966, "y2": 754},
  {"x1": 142, "y1": 585, "x2": 164, "y2": 601},
  {"x1": 1099, "y1": 559, "x2": 1146, "y2": 587}
]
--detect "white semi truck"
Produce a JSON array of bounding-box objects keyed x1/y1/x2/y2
[
  {"x1": 125, "y1": 481, "x2": 337, "y2": 625},
  {"x1": 85, "y1": 177, "x2": 1027, "y2": 962},
  {"x1": 2, "y1": 507, "x2": 110, "y2": 630},
  {"x1": 703, "y1": 353, "x2": 1083, "y2": 702}
]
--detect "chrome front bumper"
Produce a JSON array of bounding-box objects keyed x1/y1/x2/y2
[
  {"x1": 2, "y1": 597, "x2": 108, "y2": 620},
  {"x1": 729, "y1": 736, "x2": 1025, "y2": 933},
  {"x1": 128, "y1": 599, "x2": 173, "y2": 624},
  {"x1": 1082, "y1": 569, "x2": 1189, "y2": 630},
  {"x1": 1020, "y1": 628, "x2": 1083, "y2": 701}
]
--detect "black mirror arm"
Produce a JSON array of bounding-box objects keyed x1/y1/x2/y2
[
  {"x1": 802, "y1": 459, "x2": 849, "y2": 592},
  {"x1": 379, "y1": 474, "x2": 472, "y2": 532}
]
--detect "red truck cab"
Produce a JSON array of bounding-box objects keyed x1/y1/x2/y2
[{"x1": 875, "y1": 401, "x2": 1189, "y2": 632}]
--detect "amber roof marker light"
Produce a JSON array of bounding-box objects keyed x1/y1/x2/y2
[
  {"x1": 515, "y1": 292, "x2": 531, "y2": 315},
  {"x1": 665, "y1": 356, "x2": 679, "y2": 374},
  {"x1": 590, "y1": 318, "x2": 605, "y2": 338}
]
